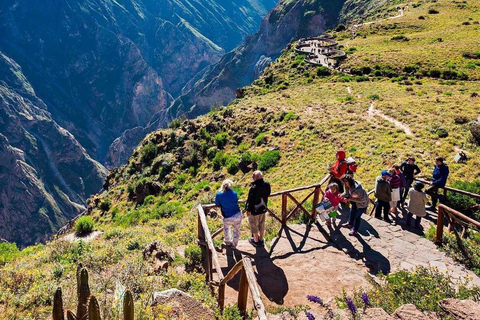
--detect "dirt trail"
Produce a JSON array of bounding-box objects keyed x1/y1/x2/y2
[{"x1": 368, "y1": 103, "x2": 414, "y2": 136}]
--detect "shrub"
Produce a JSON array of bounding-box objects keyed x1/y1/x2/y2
[
  {"x1": 255, "y1": 132, "x2": 268, "y2": 146},
  {"x1": 429, "y1": 69, "x2": 442, "y2": 78},
  {"x1": 335, "y1": 24, "x2": 346, "y2": 32},
  {"x1": 168, "y1": 118, "x2": 182, "y2": 129},
  {"x1": 140, "y1": 143, "x2": 157, "y2": 166},
  {"x1": 391, "y1": 35, "x2": 409, "y2": 41},
  {"x1": 104, "y1": 229, "x2": 124, "y2": 240},
  {"x1": 258, "y1": 150, "x2": 280, "y2": 171},
  {"x1": 143, "y1": 195, "x2": 155, "y2": 206},
  {"x1": 454, "y1": 115, "x2": 470, "y2": 124},
  {"x1": 367, "y1": 94, "x2": 380, "y2": 100},
  {"x1": 436, "y1": 128, "x2": 449, "y2": 138},
  {"x1": 127, "y1": 241, "x2": 140, "y2": 251},
  {"x1": 0, "y1": 242, "x2": 20, "y2": 265},
  {"x1": 471, "y1": 124, "x2": 480, "y2": 146},
  {"x1": 428, "y1": 8, "x2": 439, "y2": 14},
  {"x1": 99, "y1": 199, "x2": 111, "y2": 212},
  {"x1": 316, "y1": 66, "x2": 331, "y2": 76},
  {"x1": 212, "y1": 151, "x2": 226, "y2": 170},
  {"x1": 153, "y1": 201, "x2": 185, "y2": 219},
  {"x1": 207, "y1": 147, "x2": 218, "y2": 160},
  {"x1": 284, "y1": 111, "x2": 298, "y2": 121},
  {"x1": 226, "y1": 155, "x2": 239, "y2": 175},
  {"x1": 75, "y1": 216, "x2": 94, "y2": 235},
  {"x1": 462, "y1": 52, "x2": 480, "y2": 59},
  {"x1": 184, "y1": 244, "x2": 203, "y2": 271},
  {"x1": 342, "y1": 267, "x2": 480, "y2": 313},
  {"x1": 445, "y1": 180, "x2": 480, "y2": 215},
  {"x1": 418, "y1": 15, "x2": 425, "y2": 20},
  {"x1": 215, "y1": 132, "x2": 228, "y2": 149},
  {"x1": 222, "y1": 305, "x2": 243, "y2": 320}
]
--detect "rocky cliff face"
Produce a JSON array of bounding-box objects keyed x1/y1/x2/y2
[
  {"x1": 169, "y1": 0, "x2": 346, "y2": 119},
  {"x1": 0, "y1": 0, "x2": 276, "y2": 245},
  {"x1": 0, "y1": 52, "x2": 107, "y2": 246}
]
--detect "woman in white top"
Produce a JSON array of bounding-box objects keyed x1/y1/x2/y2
[{"x1": 406, "y1": 182, "x2": 428, "y2": 229}]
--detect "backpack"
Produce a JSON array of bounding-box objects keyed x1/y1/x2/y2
[
  {"x1": 254, "y1": 198, "x2": 267, "y2": 214},
  {"x1": 338, "y1": 157, "x2": 358, "y2": 174}
]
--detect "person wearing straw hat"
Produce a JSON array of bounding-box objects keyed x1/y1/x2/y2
[{"x1": 215, "y1": 179, "x2": 242, "y2": 249}]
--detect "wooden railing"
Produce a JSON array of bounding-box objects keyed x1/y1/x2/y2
[
  {"x1": 415, "y1": 178, "x2": 480, "y2": 202},
  {"x1": 196, "y1": 174, "x2": 331, "y2": 318},
  {"x1": 435, "y1": 204, "x2": 480, "y2": 243}
]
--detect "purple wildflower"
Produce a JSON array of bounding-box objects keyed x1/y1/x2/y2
[
  {"x1": 307, "y1": 295, "x2": 323, "y2": 304},
  {"x1": 305, "y1": 311, "x2": 315, "y2": 320},
  {"x1": 362, "y1": 292, "x2": 370, "y2": 306},
  {"x1": 346, "y1": 298, "x2": 357, "y2": 315}
]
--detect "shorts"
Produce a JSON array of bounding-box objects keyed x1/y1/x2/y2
[{"x1": 248, "y1": 213, "x2": 266, "y2": 233}]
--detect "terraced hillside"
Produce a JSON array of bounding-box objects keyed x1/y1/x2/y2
[{"x1": 1, "y1": 0, "x2": 480, "y2": 318}]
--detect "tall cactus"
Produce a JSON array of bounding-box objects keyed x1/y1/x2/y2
[
  {"x1": 66, "y1": 310, "x2": 77, "y2": 320},
  {"x1": 88, "y1": 295, "x2": 102, "y2": 320},
  {"x1": 76, "y1": 268, "x2": 90, "y2": 320},
  {"x1": 123, "y1": 290, "x2": 134, "y2": 320},
  {"x1": 53, "y1": 287, "x2": 65, "y2": 320}
]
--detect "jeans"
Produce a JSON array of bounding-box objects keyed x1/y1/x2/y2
[
  {"x1": 401, "y1": 179, "x2": 414, "y2": 203},
  {"x1": 348, "y1": 203, "x2": 366, "y2": 232},
  {"x1": 425, "y1": 185, "x2": 441, "y2": 208},
  {"x1": 375, "y1": 200, "x2": 390, "y2": 219},
  {"x1": 223, "y1": 212, "x2": 242, "y2": 247},
  {"x1": 406, "y1": 212, "x2": 422, "y2": 228}
]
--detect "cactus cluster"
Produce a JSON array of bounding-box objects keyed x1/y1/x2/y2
[{"x1": 53, "y1": 264, "x2": 134, "y2": 320}]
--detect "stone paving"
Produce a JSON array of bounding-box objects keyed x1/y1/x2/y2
[{"x1": 213, "y1": 206, "x2": 480, "y2": 312}]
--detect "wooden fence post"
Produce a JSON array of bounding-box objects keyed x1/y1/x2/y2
[
  {"x1": 218, "y1": 283, "x2": 225, "y2": 313},
  {"x1": 238, "y1": 268, "x2": 249, "y2": 316},
  {"x1": 436, "y1": 206, "x2": 444, "y2": 244},
  {"x1": 281, "y1": 194, "x2": 288, "y2": 225},
  {"x1": 311, "y1": 187, "x2": 321, "y2": 219}
]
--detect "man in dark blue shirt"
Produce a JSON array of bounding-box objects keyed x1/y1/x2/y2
[
  {"x1": 400, "y1": 157, "x2": 421, "y2": 205},
  {"x1": 426, "y1": 157, "x2": 449, "y2": 212}
]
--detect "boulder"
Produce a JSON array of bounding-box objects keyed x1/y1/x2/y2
[
  {"x1": 439, "y1": 299, "x2": 480, "y2": 320},
  {"x1": 393, "y1": 304, "x2": 439, "y2": 320},
  {"x1": 363, "y1": 308, "x2": 394, "y2": 320},
  {"x1": 152, "y1": 289, "x2": 214, "y2": 319},
  {"x1": 142, "y1": 241, "x2": 175, "y2": 263},
  {"x1": 135, "y1": 181, "x2": 162, "y2": 205}
]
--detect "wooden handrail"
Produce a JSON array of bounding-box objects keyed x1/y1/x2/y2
[
  {"x1": 202, "y1": 174, "x2": 331, "y2": 210},
  {"x1": 415, "y1": 178, "x2": 480, "y2": 201},
  {"x1": 197, "y1": 204, "x2": 224, "y2": 282},
  {"x1": 435, "y1": 204, "x2": 480, "y2": 244},
  {"x1": 243, "y1": 258, "x2": 268, "y2": 320},
  {"x1": 217, "y1": 258, "x2": 267, "y2": 319}
]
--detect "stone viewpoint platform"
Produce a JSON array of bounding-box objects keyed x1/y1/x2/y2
[{"x1": 213, "y1": 207, "x2": 480, "y2": 314}]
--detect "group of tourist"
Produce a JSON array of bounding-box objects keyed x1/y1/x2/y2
[{"x1": 214, "y1": 150, "x2": 450, "y2": 248}]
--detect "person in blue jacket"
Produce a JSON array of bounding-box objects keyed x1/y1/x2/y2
[
  {"x1": 215, "y1": 179, "x2": 242, "y2": 249},
  {"x1": 426, "y1": 157, "x2": 449, "y2": 212}
]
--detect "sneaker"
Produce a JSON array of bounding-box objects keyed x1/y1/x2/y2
[
  {"x1": 258, "y1": 239, "x2": 265, "y2": 247},
  {"x1": 349, "y1": 230, "x2": 358, "y2": 236},
  {"x1": 384, "y1": 218, "x2": 393, "y2": 224},
  {"x1": 341, "y1": 223, "x2": 352, "y2": 229},
  {"x1": 248, "y1": 237, "x2": 260, "y2": 247}
]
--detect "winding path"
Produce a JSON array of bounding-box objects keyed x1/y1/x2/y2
[{"x1": 368, "y1": 103, "x2": 414, "y2": 136}]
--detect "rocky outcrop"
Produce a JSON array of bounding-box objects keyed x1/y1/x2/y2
[
  {"x1": 152, "y1": 289, "x2": 214, "y2": 319},
  {"x1": 439, "y1": 299, "x2": 480, "y2": 320},
  {"x1": 0, "y1": 52, "x2": 107, "y2": 246},
  {"x1": 0, "y1": 0, "x2": 278, "y2": 244},
  {"x1": 169, "y1": 0, "x2": 346, "y2": 119}
]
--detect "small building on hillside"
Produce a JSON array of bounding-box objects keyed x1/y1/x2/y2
[{"x1": 295, "y1": 34, "x2": 346, "y2": 68}]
